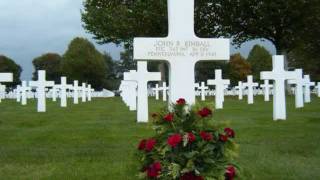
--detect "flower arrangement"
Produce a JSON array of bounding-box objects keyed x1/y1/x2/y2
[{"x1": 137, "y1": 98, "x2": 239, "y2": 180}]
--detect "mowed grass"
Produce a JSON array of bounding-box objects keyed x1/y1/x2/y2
[{"x1": 0, "y1": 96, "x2": 319, "y2": 180}]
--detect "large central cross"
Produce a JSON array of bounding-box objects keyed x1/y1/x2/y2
[
  {"x1": 243, "y1": 75, "x2": 259, "y2": 104},
  {"x1": 134, "y1": 0, "x2": 229, "y2": 104}
]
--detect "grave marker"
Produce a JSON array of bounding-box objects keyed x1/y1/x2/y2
[
  {"x1": 29, "y1": 70, "x2": 54, "y2": 112},
  {"x1": 260, "y1": 56, "x2": 298, "y2": 120},
  {"x1": 134, "y1": 0, "x2": 229, "y2": 104}
]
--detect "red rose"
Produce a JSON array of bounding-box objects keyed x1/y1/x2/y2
[
  {"x1": 145, "y1": 138, "x2": 156, "y2": 152},
  {"x1": 167, "y1": 134, "x2": 182, "y2": 148},
  {"x1": 187, "y1": 132, "x2": 196, "y2": 143},
  {"x1": 224, "y1": 128, "x2": 235, "y2": 138},
  {"x1": 200, "y1": 131, "x2": 213, "y2": 141},
  {"x1": 225, "y1": 166, "x2": 236, "y2": 180},
  {"x1": 198, "y1": 107, "x2": 212, "y2": 118},
  {"x1": 138, "y1": 139, "x2": 147, "y2": 150},
  {"x1": 176, "y1": 98, "x2": 186, "y2": 105},
  {"x1": 146, "y1": 162, "x2": 162, "y2": 178},
  {"x1": 180, "y1": 172, "x2": 204, "y2": 180},
  {"x1": 164, "y1": 113, "x2": 174, "y2": 122},
  {"x1": 219, "y1": 134, "x2": 228, "y2": 142}
]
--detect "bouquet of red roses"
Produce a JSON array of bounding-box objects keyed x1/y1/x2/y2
[{"x1": 137, "y1": 98, "x2": 239, "y2": 180}]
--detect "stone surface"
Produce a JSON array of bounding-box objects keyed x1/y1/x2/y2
[{"x1": 134, "y1": 0, "x2": 229, "y2": 105}]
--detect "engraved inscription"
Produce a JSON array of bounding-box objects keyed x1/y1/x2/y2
[{"x1": 147, "y1": 40, "x2": 217, "y2": 58}]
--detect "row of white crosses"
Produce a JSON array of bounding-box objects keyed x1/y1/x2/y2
[
  {"x1": 128, "y1": 0, "x2": 318, "y2": 122},
  {"x1": 260, "y1": 55, "x2": 318, "y2": 120},
  {"x1": 19, "y1": 70, "x2": 94, "y2": 112}
]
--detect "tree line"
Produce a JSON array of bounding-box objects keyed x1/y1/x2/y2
[{"x1": 1, "y1": 40, "x2": 273, "y2": 89}]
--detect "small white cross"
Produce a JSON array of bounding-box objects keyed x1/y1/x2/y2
[
  {"x1": 124, "y1": 61, "x2": 161, "y2": 122},
  {"x1": 260, "y1": 55, "x2": 298, "y2": 120},
  {"x1": 288, "y1": 69, "x2": 304, "y2": 108},
  {"x1": 29, "y1": 70, "x2": 54, "y2": 112},
  {"x1": 207, "y1": 69, "x2": 230, "y2": 109},
  {"x1": 152, "y1": 84, "x2": 161, "y2": 100},
  {"x1": 20, "y1": 81, "x2": 31, "y2": 105},
  {"x1": 160, "y1": 82, "x2": 169, "y2": 102},
  {"x1": 243, "y1": 75, "x2": 259, "y2": 105},
  {"x1": 235, "y1": 81, "x2": 244, "y2": 100},
  {"x1": 260, "y1": 80, "x2": 273, "y2": 102},
  {"x1": 55, "y1": 77, "x2": 73, "y2": 107},
  {"x1": 302, "y1": 75, "x2": 315, "y2": 103},
  {"x1": 198, "y1": 82, "x2": 208, "y2": 101}
]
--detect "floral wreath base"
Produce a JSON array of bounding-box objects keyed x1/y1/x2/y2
[{"x1": 137, "y1": 98, "x2": 239, "y2": 180}]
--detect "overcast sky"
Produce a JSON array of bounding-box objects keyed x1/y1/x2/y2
[{"x1": 0, "y1": 0, "x2": 276, "y2": 80}]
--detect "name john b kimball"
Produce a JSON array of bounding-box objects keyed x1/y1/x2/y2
[{"x1": 154, "y1": 40, "x2": 211, "y2": 48}]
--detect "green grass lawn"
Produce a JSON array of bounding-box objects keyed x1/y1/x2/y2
[{"x1": 0, "y1": 96, "x2": 319, "y2": 180}]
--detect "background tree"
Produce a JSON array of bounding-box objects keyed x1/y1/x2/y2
[
  {"x1": 196, "y1": 0, "x2": 320, "y2": 56},
  {"x1": 0, "y1": 55, "x2": 22, "y2": 87},
  {"x1": 61, "y1": 37, "x2": 107, "y2": 90},
  {"x1": 247, "y1": 45, "x2": 272, "y2": 82},
  {"x1": 195, "y1": 62, "x2": 228, "y2": 83},
  {"x1": 228, "y1": 53, "x2": 252, "y2": 85},
  {"x1": 32, "y1": 53, "x2": 62, "y2": 83},
  {"x1": 103, "y1": 52, "x2": 121, "y2": 90}
]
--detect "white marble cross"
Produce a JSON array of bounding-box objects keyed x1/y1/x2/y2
[
  {"x1": 51, "y1": 86, "x2": 59, "y2": 102},
  {"x1": 235, "y1": 81, "x2": 244, "y2": 100},
  {"x1": 316, "y1": 82, "x2": 320, "y2": 97},
  {"x1": 87, "y1": 84, "x2": 94, "y2": 101},
  {"x1": 288, "y1": 69, "x2": 304, "y2": 108},
  {"x1": 261, "y1": 55, "x2": 298, "y2": 120},
  {"x1": 55, "y1": 77, "x2": 73, "y2": 107},
  {"x1": 29, "y1": 70, "x2": 54, "y2": 112},
  {"x1": 72, "y1": 80, "x2": 80, "y2": 104},
  {"x1": 20, "y1": 81, "x2": 31, "y2": 105},
  {"x1": 243, "y1": 75, "x2": 258, "y2": 104},
  {"x1": 0, "y1": 84, "x2": 6, "y2": 103},
  {"x1": 152, "y1": 84, "x2": 161, "y2": 100},
  {"x1": 207, "y1": 69, "x2": 230, "y2": 109},
  {"x1": 302, "y1": 75, "x2": 315, "y2": 103},
  {"x1": 124, "y1": 61, "x2": 161, "y2": 122},
  {"x1": 160, "y1": 82, "x2": 169, "y2": 102},
  {"x1": 134, "y1": 0, "x2": 230, "y2": 105},
  {"x1": 16, "y1": 85, "x2": 21, "y2": 102},
  {"x1": 260, "y1": 80, "x2": 273, "y2": 102},
  {"x1": 198, "y1": 82, "x2": 208, "y2": 101},
  {"x1": 120, "y1": 78, "x2": 137, "y2": 111},
  {"x1": 81, "y1": 83, "x2": 87, "y2": 102}
]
